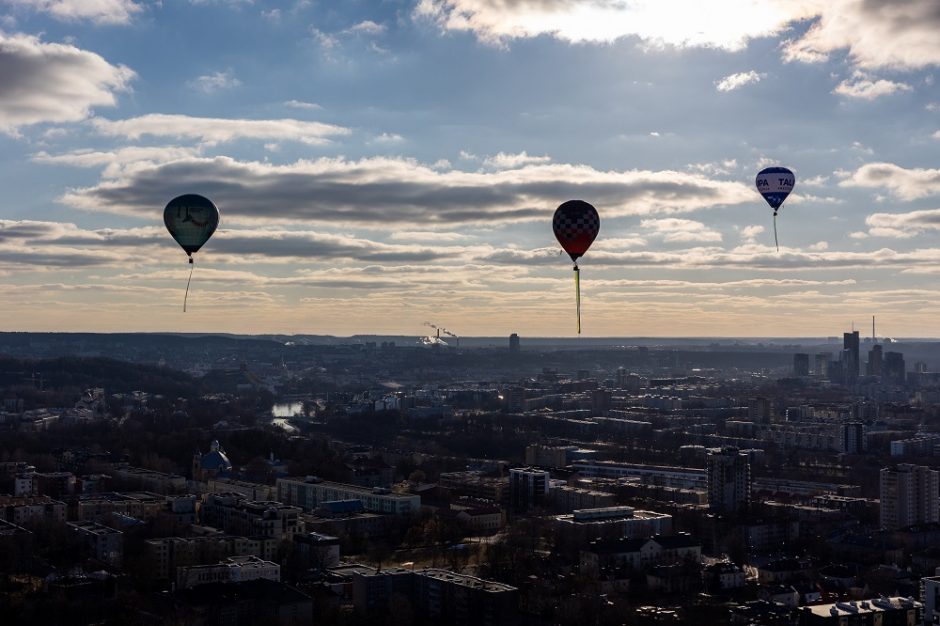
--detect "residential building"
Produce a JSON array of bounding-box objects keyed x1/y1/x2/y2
[
  {"x1": 276, "y1": 476, "x2": 419, "y2": 515},
  {"x1": 796, "y1": 597, "x2": 921, "y2": 626},
  {"x1": 706, "y1": 447, "x2": 750, "y2": 514},
  {"x1": 880, "y1": 464, "x2": 939, "y2": 530},
  {"x1": 509, "y1": 467, "x2": 550, "y2": 513},
  {"x1": 0, "y1": 494, "x2": 67, "y2": 525},
  {"x1": 176, "y1": 555, "x2": 280, "y2": 589},
  {"x1": 554, "y1": 506, "x2": 673, "y2": 538},
  {"x1": 68, "y1": 520, "x2": 123, "y2": 566},
  {"x1": 580, "y1": 535, "x2": 701, "y2": 576},
  {"x1": 293, "y1": 532, "x2": 340, "y2": 569},
  {"x1": 200, "y1": 493, "x2": 301, "y2": 540},
  {"x1": 921, "y1": 576, "x2": 940, "y2": 626},
  {"x1": 352, "y1": 567, "x2": 519, "y2": 626}
]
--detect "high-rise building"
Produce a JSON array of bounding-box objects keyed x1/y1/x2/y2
[
  {"x1": 815, "y1": 353, "x2": 831, "y2": 377},
  {"x1": 922, "y1": 576, "x2": 940, "y2": 626},
  {"x1": 616, "y1": 367, "x2": 627, "y2": 389},
  {"x1": 842, "y1": 422, "x2": 866, "y2": 454},
  {"x1": 884, "y1": 352, "x2": 906, "y2": 385},
  {"x1": 705, "y1": 448, "x2": 750, "y2": 515},
  {"x1": 793, "y1": 353, "x2": 810, "y2": 377},
  {"x1": 747, "y1": 397, "x2": 772, "y2": 423},
  {"x1": 866, "y1": 344, "x2": 883, "y2": 377},
  {"x1": 509, "y1": 467, "x2": 550, "y2": 513},
  {"x1": 842, "y1": 331, "x2": 860, "y2": 383},
  {"x1": 509, "y1": 333, "x2": 520, "y2": 353},
  {"x1": 591, "y1": 389, "x2": 611, "y2": 415},
  {"x1": 879, "y1": 464, "x2": 939, "y2": 529}
]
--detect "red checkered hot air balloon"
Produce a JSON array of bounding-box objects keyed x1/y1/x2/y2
[{"x1": 553, "y1": 200, "x2": 600, "y2": 334}]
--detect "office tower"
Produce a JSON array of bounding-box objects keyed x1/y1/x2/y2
[
  {"x1": 815, "y1": 353, "x2": 831, "y2": 377},
  {"x1": 509, "y1": 468, "x2": 550, "y2": 513},
  {"x1": 866, "y1": 344, "x2": 883, "y2": 377},
  {"x1": 843, "y1": 331, "x2": 860, "y2": 383},
  {"x1": 793, "y1": 353, "x2": 810, "y2": 377},
  {"x1": 509, "y1": 333, "x2": 520, "y2": 353},
  {"x1": 884, "y1": 352, "x2": 906, "y2": 385},
  {"x1": 706, "y1": 448, "x2": 751, "y2": 514},
  {"x1": 879, "y1": 464, "x2": 939, "y2": 529}
]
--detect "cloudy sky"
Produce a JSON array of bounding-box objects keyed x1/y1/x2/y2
[{"x1": 1, "y1": 0, "x2": 939, "y2": 337}]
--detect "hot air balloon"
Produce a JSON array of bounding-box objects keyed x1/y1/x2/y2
[
  {"x1": 164, "y1": 194, "x2": 220, "y2": 312},
  {"x1": 553, "y1": 200, "x2": 600, "y2": 334},
  {"x1": 755, "y1": 166, "x2": 795, "y2": 251}
]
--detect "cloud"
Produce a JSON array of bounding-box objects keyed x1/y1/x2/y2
[
  {"x1": 841, "y1": 162, "x2": 940, "y2": 200},
  {"x1": 640, "y1": 218, "x2": 722, "y2": 243},
  {"x1": 782, "y1": 0, "x2": 940, "y2": 71},
  {"x1": 33, "y1": 145, "x2": 201, "y2": 177},
  {"x1": 417, "y1": 1, "x2": 940, "y2": 72},
  {"x1": 59, "y1": 156, "x2": 755, "y2": 227},
  {"x1": 0, "y1": 32, "x2": 134, "y2": 132},
  {"x1": 0, "y1": 219, "x2": 472, "y2": 268},
  {"x1": 371, "y1": 132, "x2": 404, "y2": 144},
  {"x1": 833, "y1": 71, "x2": 911, "y2": 99},
  {"x1": 415, "y1": 0, "x2": 806, "y2": 50},
  {"x1": 4, "y1": 0, "x2": 142, "y2": 24},
  {"x1": 344, "y1": 20, "x2": 386, "y2": 35},
  {"x1": 388, "y1": 230, "x2": 472, "y2": 242},
  {"x1": 864, "y1": 208, "x2": 940, "y2": 238},
  {"x1": 284, "y1": 99, "x2": 322, "y2": 110},
  {"x1": 90, "y1": 114, "x2": 350, "y2": 146},
  {"x1": 802, "y1": 175, "x2": 830, "y2": 187},
  {"x1": 715, "y1": 70, "x2": 763, "y2": 92},
  {"x1": 483, "y1": 151, "x2": 551, "y2": 168},
  {"x1": 189, "y1": 69, "x2": 241, "y2": 94},
  {"x1": 310, "y1": 27, "x2": 338, "y2": 49},
  {"x1": 740, "y1": 225, "x2": 765, "y2": 240},
  {"x1": 479, "y1": 241, "x2": 940, "y2": 273}
]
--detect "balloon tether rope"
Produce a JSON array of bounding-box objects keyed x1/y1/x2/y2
[
  {"x1": 184, "y1": 256, "x2": 194, "y2": 313},
  {"x1": 574, "y1": 264, "x2": 581, "y2": 335},
  {"x1": 773, "y1": 210, "x2": 779, "y2": 252}
]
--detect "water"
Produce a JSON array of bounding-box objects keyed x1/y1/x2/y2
[
  {"x1": 272, "y1": 402, "x2": 302, "y2": 418},
  {"x1": 271, "y1": 417, "x2": 298, "y2": 434}
]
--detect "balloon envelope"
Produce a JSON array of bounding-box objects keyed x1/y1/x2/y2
[
  {"x1": 553, "y1": 200, "x2": 599, "y2": 262},
  {"x1": 755, "y1": 167, "x2": 795, "y2": 211},
  {"x1": 164, "y1": 194, "x2": 220, "y2": 255}
]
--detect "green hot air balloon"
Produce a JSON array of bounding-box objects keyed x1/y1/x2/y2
[{"x1": 164, "y1": 194, "x2": 220, "y2": 312}]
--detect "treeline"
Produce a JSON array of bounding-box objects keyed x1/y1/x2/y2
[{"x1": 0, "y1": 356, "x2": 201, "y2": 397}]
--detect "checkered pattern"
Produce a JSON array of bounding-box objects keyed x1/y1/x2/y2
[{"x1": 553, "y1": 200, "x2": 599, "y2": 242}]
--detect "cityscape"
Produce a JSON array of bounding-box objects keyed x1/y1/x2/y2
[
  {"x1": 1, "y1": 329, "x2": 940, "y2": 624},
  {"x1": 2, "y1": 0, "x2": 940, "y2": 625}
]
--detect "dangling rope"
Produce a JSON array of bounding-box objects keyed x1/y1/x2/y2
[
  {"x1": 773, "y1": 210, "x2": 779, "y2": 252},
  {"x1": 183, "y1": 256, "x2": 194, "y2": 312},
  {"x1": 574, "y1": 264, "x2": 581, "y2": 335}
]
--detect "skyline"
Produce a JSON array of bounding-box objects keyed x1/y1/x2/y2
[{"x1": 1, "y1": 1, "x2": 940, "y2": 336}]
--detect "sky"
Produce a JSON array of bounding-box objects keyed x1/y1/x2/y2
[{"x1": 0, "y1": 0, "x2": 938, "y2": 338}]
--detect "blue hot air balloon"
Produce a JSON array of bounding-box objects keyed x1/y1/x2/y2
[
  {"x1": 164, "y1": 194, "x2": 220, "y2": 311},
  {"x1": 755, "y1": 167, "x2": 795, "y2": 251}
]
